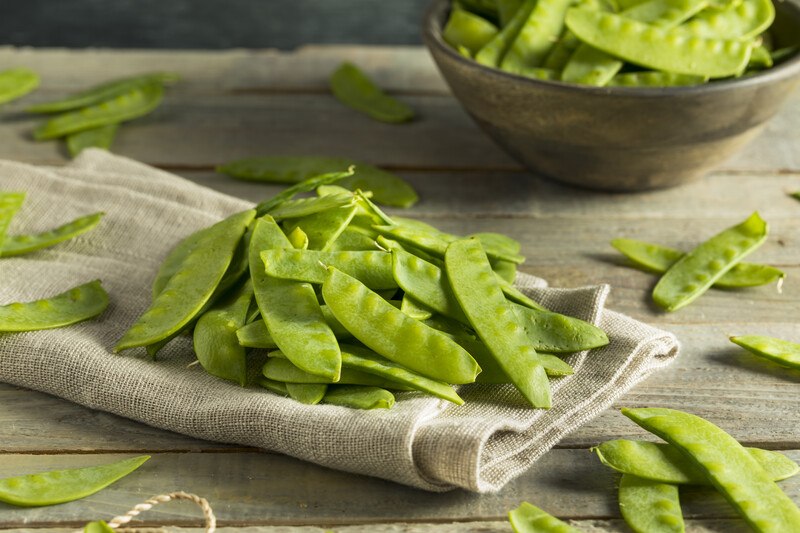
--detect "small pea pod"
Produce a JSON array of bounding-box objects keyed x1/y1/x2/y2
[
  {"x1": 0, "y1": 280, "x2": 109, "y2": 332},
  {"x1": 1, "y1": 212, "x2": 104, "y2": 257},
  {"x1": 286, "y1": 383, "x2": 328, "y2": 405},
  {"x1": 475, "y1": 0, "x2": 537, "y2": 67},
  {"x1": 263, "y1": 355, "x2": 408, "y2": 388},
  {"x1": 502, "y1": 0, "x2": 576, "y2": 72},
  {"x1": 0, "y1": 455, "x2": 149, "y2": 507},
  {"x1": 323, "y1": 386, "x2": 395, "y2": 409},
  {"x1": 254, "y1": 168, "x2": 354, "y2": 216},
  {"x1": 329, "y1": 62, "x2": 414, "y2": 123},
  {"x1": 261, "y1": 249, "x2": 396, "y2": 289},
  {"x1": 622, "y1": 407, "x2": 800, "y2": 532},
  {"x1": 258, "y1": 377, "x2": 289, "y2": 396},
  {"x1": 0, "y1": 68, "x2": 39, "y2": 105},
  {"x1": 444, "y1": 9, "x2": 499, "y2": 55},
  {"x1": 287, "y1": 226, "x2": 309, "y2": 250},
  {"x1": 652, "y1": 212, "x2": 768, "y2": 311},
  {"x1": 0, "y1": 192, "x2": 25, "y2": 250},
  {"x1": 618, "y1": 474, "x2": 685, "y2": 533},
  {"x1": 283, "y1": 203, "x2": 358, "y2": 251},
  {"x1": 268, "y1": 193, "x2": 354, "y2": 220},
  {"x1": 237, "y1": 305, "x2": 351, "y2": 348},
  {"x1": 400, "y1": 295, "x2": 434, "y2": 321},
  {"x1": 508, "y1": 501, "x2": 582, "y2": 532},
  {"x1": 66, "y1": 124, "x2": 118, "y2": 157},
  {"x1": 730, "y1": 335, "x2": 800, "y2": 370},
  {"x1": 34, "y1": 81, "x2": 164, "y2": 140},
  {"x1": 492, "y1": 258, "x2": 517, "y2": 283}
]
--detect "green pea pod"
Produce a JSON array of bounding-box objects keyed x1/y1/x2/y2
[
  {"x1": 34, "y1": 81, "x2": 164, "y2": 140},
  {"x1": 83, "y1": 521, "x2": 115, "y2": 533},
  {"x1": 115, "y1": 209, "x2": 255, "y2": 351},
  {"x1": 261, "y1": 249, "x2": 396, "y2": 289},
  {"x1": 263, "y1": 356, "x2": 392, "y2": 386},
  {"x1": 492, "y1": 258, "x2": 517, "y2": 283},
  {"x1": 258, "y1": 377, "x2": 289, "y2": 396},
  {"x1": 497, "y1": 0, "x2": 525, "y2": 26},
  {"x1": 287, "y1": 226, "x2": 309, "y2": 250},
  {"x1": 0, "y1": 455, "x2": 149, "y2": 507},
  {"x1": 565, "y1": 8, "x2": 752, "y2": 77},
  {"x1": 400, "y1": 295, "x2": 434, "y2": 320},
  {"x1": 66, "y1": 124, "x2": 119, "y2": 157},
  {"x1": 236, "y1": 305, "x2": 351, "y2": 348},
  {"x1": 680, "y1": 0, "x2": 775, "y2": 39},
  {"x1": 286, "y1": 383, "x2": 328, "y2": 405},
  {"x1": 611, "y1": 238, "x2": 783, "y2": 288},
  {"x1": 748, "y1": 44, "x2": 774, "y2": 70},
  {"x1": 0, "y1": 280, "x2": 109, "y2": 332},
  {"x1": 284, "y1": 203, "x2": 358, "y2": 252},
  {"x1": 513, "y1": 303, "x2": 609, "y2": 354},
  {"x1": 594, "y1": 439, "x2": 800, "y2": 484},
  {"x1": 0, "y1": 68, "x2": 39, "y2": 105},
  {"x1": 608, "y1": 71, "x2": 707, "y2": 86},
  {"x1": 329, "y1": 62, "x2": 414, "y2": 124},
  {"x1": 255, "y1": 168, "x2": 354, "y2": 216},
  {"x1": 323, "y1": 385, "x2": 395, "y2": 409},
  {"x1": 1, "y1": 212, "x2": 104, "y2": 257},
  {"x1": 446, "y1": 238, "x2": 550, "y2": 408},
  {"x1": 502, "y1": 0, "x2": 576, "y2": 72},
  {"x1": 652, "y1": 212, "x2": 768, "y2": 311},
  {"x1": 27, "y1": 72, "x2": 177, "y2": 114},
  {"x1": 618, "y1": 474, "x2": 685, "y2": 533},
  {"x1": 508, "y1": 501, "x2": 582, "y2": 532},
  {"x1": 444, "y1": 9, "x2": 500, "y2": 55},
  {"x1": 452, "y1": 333, "x2": 574, "y2": 380},
  {"x1": 268, "y1": 193, "x2": 354, "y2": 220},
  {"x1": 730, "y1": 335, "x2": 800, "y2": 370},
  {"x1": 475, "y1": 0, "x2": 536, "y2": 67},
  {"x1": 0, "y1": 192, "x2": 26, "y2": 251},
  {"x1": 322, "y1": 267, "x2": 480, "y2": 384},
  {"x1": 622, "y1": 407, "x2": 800, "y2": 532}
]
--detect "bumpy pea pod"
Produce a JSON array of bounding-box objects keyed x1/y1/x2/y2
[
  {"x1": 622, "y1": 407, "x2": 800, "y2": 532},
  {"x1": 513, "y1": 303, "x2": 609, "y2": 354},
  {"x1": 618, "y1": 474, "x2": 685, "y2": 533},
  {"x1": 443, "y1": 9, "x2": 500, "y2": 55},
  {"x1": 0, "y1": 455, "x2": 148, "y2": 507},
  {"x1": 66, "y1": 124, "x2": 119, "y2": 157},
  {"x1": 261, "y1": 249, "x2": 396, "y2": 289},
  {"x1": 652, "y1": 212, "x2": 768, "y2": 311},
  {"x1": 0, "y1": 68, "x2": 39, "y2": 105},
  {"x1": 1, "y1": 212, "x2": 104, "y2": 257},
  {"x1": 446, "y1": 238, "x2": 550, "y2": 408},
  {"x1": 679, "y1": 0, "x2": 774, "y2": 40},
  {"x1": 254, "y1": 168, "x2": 354, "y2": 216},
  {"x1": 250, "y1": 216, "x2": 341, "y2": 381},
  {"x1": 323, "y1": 386, "x2": 395, "y2": 409},
  {"x1": 34, "y1": 81, "x2": 164, "y2": 140},
  {"x1": 608, "y1": 72, "x2": 707, "y2": 86},
  {"x1": 0, "y1": 280, "x2": 109, "y2": 332},
  {"x1": 475, "y1": 0, "x2": 536, "y2": 67},
  {"x1": 501, "y1": 0, "x2": 576, "y2": 73},
  {"x1": 329, "y1": 62, "x2": 414, "y2": 123},
  {"x1": 286, "y1": 383, "x2": 328, "y2": 405},
  {"x1": 594, "y1": 439, "x2": 800, "y2": 484},
  {"x1": 730, "y1": 335, "x2": 800, "y2": 370},
  {"x1": 322, "y1": 267, "x2": 480, "y2": 384},
  {"x1": 237, "y1": 305, "x2": 352, "y2": 348},
  {"x1": 508, "y1": 501, "x2": 582, "y2": 532},
  {"x1": 542, "y1": 0, "x2": 611, "y2": 71},
  {"x1": 268, "y1": 193, "x2": 354, "y2": 220},
  {"x1": 263, "y1": 355, "x2": 408, "y2": 389},
  {"x1": 0, "y1": 192, "x2": 25, "y2": 251},
  {"x1": 115, "y1": 209, "x2": 255, "y2": 351},
  {"x1": 611, "y1": 238, "x2": 783, "y2": 288},
  {"x1": 400, "y1": 295, "x2": 434, "y2": 320}
]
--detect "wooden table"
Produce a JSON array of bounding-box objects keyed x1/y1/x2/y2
[{"x1": 0, "y1": 46, "x2": 798, "y2": 532}]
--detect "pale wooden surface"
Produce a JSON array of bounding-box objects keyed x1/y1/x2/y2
[{"x1": 0, "y1": 46, "x2": 798, "y2": 531}]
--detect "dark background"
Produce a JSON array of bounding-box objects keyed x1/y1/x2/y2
[{"x1": 2, "y1": 0, "x2": 431, "y2": 49}]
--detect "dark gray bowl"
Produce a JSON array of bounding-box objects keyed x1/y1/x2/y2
[{"x1": 423, "y1": 0, "x2": 800, "y2": 191}]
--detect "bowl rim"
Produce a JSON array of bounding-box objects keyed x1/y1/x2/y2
[{"x1": 422, "y1": 0, "x2": 800, "y2": 98}]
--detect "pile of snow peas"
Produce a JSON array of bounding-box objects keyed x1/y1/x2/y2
[
  {"x1": 115, "y1": 168, "x2": 609, "y2": 409},
  {"x1": 445, "y1": 0, "x2": 795, "y2": 87}
]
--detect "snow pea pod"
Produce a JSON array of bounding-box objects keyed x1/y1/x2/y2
[
  {"x1": 492, "y1": 259, "x2": 517, "y2": 283},
  {"x1": 730, "y1": 335, "x2": 800, "y2": 370},
  {"x1": 1, "y1": 212, "x2": 104, "y2": 257},
  {"x1": 258, "y1": 377, "x2": 289, "y2": 396},
  {"x1": 323, "y1": 386, "x2": 395, "y2": 410},
  {"x1": 513, "y1": 303, "x2": 609, "y2": 354},
  {"x1": 565, "y1": 8, "x2": 752, "y2": 77},
  {"x1": 400, "y1": 295, "x2": 434, "y2": 320},
  {"x1": 322, "y1": 267, "x2": 480, "y2": 384},
  {"x1": 391, "y1": 247, "x2": 468, "y2": 322},
  {"x1": 444, "y1": 9, "x2": 500, "y2": 55},
  {"x1": 261, "y1": 249, "x2": 396, "y2": 289},
  {"x1": 497, "y1": 0, "x2": 525, "y2": 26},
  {"x1": 0, "y1": 455, "x2": 148, "y2": 507},
  {"x1": 263, "y1": 356, "x2": 402, "y2": 388},
  {"x1": 34, "y1": 81, "x2": 164, "y2": 140},
  {"x1": 66, "y1": 124, "x2": 118, "y2": 158},
  {"x1": 254, "y1": 168, "x2": 353, "y2": 216},
  {"x1": 329, "y1": 62, "x2": 414, "y2": 124},
  {"x1": 0, "y1": 280, "x2": 108, "y2": 332},
  {"x1": 268, "y1": 193, "x2": 354, "y2": 220},
  {"x1": 608, "y1": 71, "x2": 707, "y2": 86},
  {"x1": 611, "y1": 238, "x2": 783, "y2": 288},
  {"x1": 652, "y1": 212, "x2": 768, "y2": 311},
  {"x1": 286, "y1": 383, "x2": 327, "y2": 405},
  {"x1": 508, "y1": 501, "x2": 581, "y2": 532},
  {"x1": 329, "y1": 228, "x2": 379, "y2": 251},
  {"x1": 622, "y1": 407, "x2": 800, "y2": 532},
  {"x1": 218, "y1": 156, "x2": 418, "y2": 208},
  {"x1": 502, "y1": 0, "x2": 576, "y2": 72},
  {"x1": 680, "y1": 0, "x2": 774, "y2": 40},
  {"x1": 283, "y1": 203, "x2": 358, "y2": 252},
  {"x1": 83, "y1": 521, "x2": 115, "y2": 533},
  {"x1": 237, "y1": 305, "x2": 351, "y2": 348},
  {"x1": 287, "y1": 226, "x2": 309, "y2": 250},
  {"x1": 27, "y1": 72, "x2": 177, "y2": 113},
  {"x1": 115, "y1": 209, "x2": 255, "y2": 351},
  {"x1": 594, "y1": 439, "x2": 800, "y2": 484},
  {"x1": 452, "y1": 333, "x2": 574, "y2": 380},
  {"x1": 0, "y1": 68, "x2": 39, "y2": 105},
  {"x1": 618, "y1": 474, "x2": 685, "y2": 533},
  {"x1": 445, "y1": 238, "x2": 550, "y2": 408},
  {"x1": 476, "y1": 0, "x2": 536, "y2": 67},
  {"x1": 0, "y1": 192, "x2": 25, "y2": 250}
]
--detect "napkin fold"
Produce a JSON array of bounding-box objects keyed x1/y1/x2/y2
[{"x1": 0, "y1": 150, "x2": 679, "y2": 492}]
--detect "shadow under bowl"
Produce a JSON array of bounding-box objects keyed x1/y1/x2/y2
[{"x1": 422, "y1": 0, "x2": 800, "y2": 191}]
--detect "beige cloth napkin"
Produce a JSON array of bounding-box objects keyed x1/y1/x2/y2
[{"x1": 0, "y1": 150, "x2": 679, "y2": 493}]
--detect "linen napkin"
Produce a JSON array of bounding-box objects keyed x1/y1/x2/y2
[{"x1": 0, "y1": 150, "x2": 679, "y2": 493}]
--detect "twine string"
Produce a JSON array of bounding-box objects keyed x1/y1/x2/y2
[{"x1": 97, "y1": 491, "x2": 215, "y2": 533}]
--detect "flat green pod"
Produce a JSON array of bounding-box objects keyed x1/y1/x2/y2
[
  {"x1": 286, "y1": 383, "x2": 328, "y2": 405},
  {"x1": 323, "y1": 386, "x2": 395, "y2": 410},
  {"x1": 502, "y1": 0, "x2": 576, "y2": 72},
  {"x1": 492, "y1": 259, "x2": 518, "y2": 284},
  {"x1": 0, "y1": 455, "x2": 149, "y2": 507},
  {"x1": 454, "y1": 333, "x2": 574, "y2": 381},
  {"x1": 594, "y1": 439, "x2": 800, "y2": 484},
  {"x1": 611, "y1": 238, "x2": 784, "y2": 288},
  {"x1": 513, "y1": 303, "x2": 609, "y2": 354},
  {"x1": 83, "y1": 521, "x2": 115, "y2": 533},
  {"x1": 263, "y1": 356, "x2": 400, "y2": 387},
  {"x1": 283, "y1": 203, "x2": 358, "y2": 251},
  {"x1": 618, "y1": 474, "x2": 685, "y2": 533},
  {"x1": 622, "y1": 407, "x2": 800, "y2": 532},
  {"x1": 508, "y1": 501, "x2": 582, "y2": 532},
  {"x1": 1, "y1": 212, "x2": 104, "y2": 257},
  {"x1": 608, "y1": 71, "x2": 707, "y2": 86},
  {"x1": 400, "y1": 295, "x2": 434, "y2": 320},
  {"x1": 258, "y1": 377, "x2": 290, "y2": 396},
  {"x1": 66, "y1": 124, "x2": 118, "y2": 158},
  {"x1": 0, "y1": 68, "x2": 39, "y2": 105},
  {"x1": 287, "y1": 226, "x2": 309, "y2": 250},
  {"x1": 679, "y1": 0, "x2": 775, "y2": 39},
  {"x1": 236, "y1": 305, "x2": 351, "y2": 348},
  {"x1": 328, "y1": 228, "x2": 379, "y2": 251},
  {"x1": 0, "y1": 192, "x2": 26, "y2": 250},
  {"x1": 255, "y1": 168, "x2": 354, "y2": 216},
  {"x1": 261, "y1": 249, "x2": 396, "y2": 289},
  {"x1": 444, "y1": 9, "x2": 500, "y2": 55},
  {"x1": 475, "y1": 0, "x2": 537, "y2": 67},
  {"x1": 34, "y1": 81, "x2": 164, "y2": 140},
  {"x1": 730, "y1": 335, "x2": 800, "y2": 370},
  {"x1": 115, "y1": 209, "x2": 255, "y2": 351},
  {"x1": 0, "y1": 280, "x2": 109, "y2": 332},
  {"x1": 262, "y1": 192, "x2": 354, "y2": 220},
  {"x1": 652, "y1": 212, "x2": 769, "y2": 311},
  {"x1": 329, "y1": 62, "x2": 414, "y2": 124}
]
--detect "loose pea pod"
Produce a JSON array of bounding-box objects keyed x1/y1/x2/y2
[
  {"x1": 329, "y1": 62, "x2": 415, "y2": 124},
  {"x1": 0, "y1": 455, "x2": 149, "y2": 507},
  {"x1": 255, "y1": 167, "x2": 354, "y2": 218},
  {"x1": 443, "y1": 9, "x2": 500, "y2": 55},
  {"x1": 0, "y1": 68, "x2": 39, "y2": 105},
  {"x1": 286, "y1": 383, "x2": 328, "y2": 405},
  {"x1": 622, "y1": 407, "x2": 800, "y2": 532},
  {"x1": 618, "y1": 474, "x2": 685, "y2": 533},
  {"x1": 261, "y1": 249, "x2": 396, "y2": 289},
  {"x1": 513, "y1": 303, "x2": 609, "y2": 354},
  {"x1": 652, "y1": 212, "x2": 769, "y2": 311},
  {"x1": 66, "y1": 124, "x2": 118, "y2": 157},
  {"x1": 1, "y1": 212, "x2": 105, "y2": 257},
  {"x1": 258, "y1": 377, "x2": 289, "y2": 396},
  {"x1": 0, "y1": 192, "x2": 26, "y2": 250},
  {"x1": 323, "y1": 385, "x2": 395, "y2": 410},
  {"x1": 34, "y1": 81, "x2": 164, "y2": 140},
  {"x1": 508, "y1": 501, "x2": 582, "y2": 532},
  {"x1": 267, "y1": 193, "x2": 354, "y2": 220},
  {"x1": 0, "y1": 280, "x2": 109, "y2": 332},
  {"x1": 730, "y1": 335, "x2": 800, "y2": 370}
]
